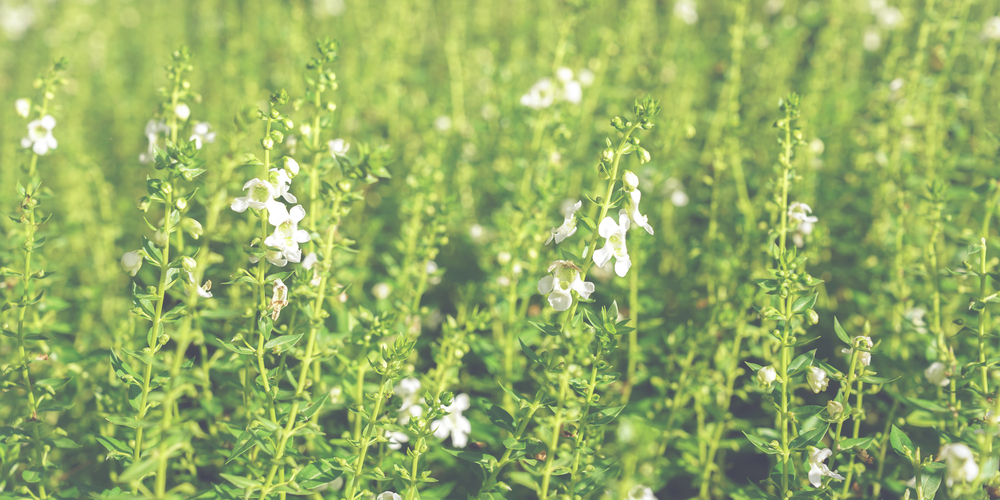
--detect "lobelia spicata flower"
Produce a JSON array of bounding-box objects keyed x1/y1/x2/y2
[
  {"x1": 807, "y1": 366, "x2": 829, "y2": 393},
  {"x1": 431, "y1": 393, "x2": 472, "y2": 448},
  {"x1": 394, "y1": 377, "x2": 424, "y2": 425},
  {"x1": 189, "y1": 121, "x2": 216, "y2": 149},
  {"x1": 264, "y1": 204, "x2": 311, "y2": 266},
  {"x1": 140, "y1": 119, "x2": 169, "y2": 163},
  {"x1": 537, "y1": 260, "x2": 595, "y2": 311},
  {"x1": 302, "y1": 252, "x2": 322, "y2": 287},
  {"x1": 185, "y1": 271, "x2": 212, "y2": 298},
  {"x1": 15, "y1": 98, "x2": 30, "y2": 118},
  {"x1": 757, "y1": 366, "x2": 776, "y2": 389},
  {"x1": 545, "y1": 200, "x2": 582, "y2": 245},
  {"x1": 269, "y1": 168, "x2": 298, "y2": 203},
  {"x1": 174, "y1": 103, "x2": 191, "y2": 121},
  {"x1": 329, "y1": 138, "x2": 350, "y2": 157},
  {"x1": 622, "y1": 170, "x2": 654, "y2": 235},
  {"x1": 939, "y1": 443, "x2": 978, "y2": 487},
  {"x1": 925, "y1": 361, "x2": 950, "y2": 387},
  {"x1": 121, "y1": 250, "x2": 143, "y2": 276},
  {"x1": 788, "y1": 201, "x2": 818, "y2": 247},
  {"x1": 827, "y1": 400, "x2": 844, "y2": 419},
  {"x1": 807, "y1": 447, "x2": 845, "y2": 487},
  {"x1": 231, "y1": 178, "x2": 283, "y2": 214},
  {"x1": 593, "y1": 210, "x2": 632, "y2": 277},
  {"x1": 21, "y1": 114, "x2": 57, "y2": 155}
]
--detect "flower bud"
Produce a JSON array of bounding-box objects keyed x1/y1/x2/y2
[
  {"x1": 611, "y1": 116, "x2": 625, "y2": 130},
  {"x1": 174, "y1": 103, "x2": 191, "y2": 121},
  {"x1": 137, "y1": 196, "x2": 151, "y2": 212},
  {"x1": 175, "y1": 197, "x2": 187, "y2": 211},
  {"x1": 326, "y1": 102, "x2": 337, "y2": 112},
  {"x1": 807, "y1": 367, "x2": 829, "y2": 393},
  {"x1": 337, "y1": 180, "x2": 352, "y2": 192},
  {"x1": 182, "y1": 218, "x2": 203, "y2": 239},
  {"x1": 121, "y1": 250, "x2": 143, "y2": 276},
  {"x1": 15, "y1": 98, "x2": 30, "y2": 118},
  {"x1": 497, "y1": 251, "x2": 512, "y2": 266},
  {"x1": 622, "y1": 170, "x2": 639, "y2": 191},
  {"x1": 283, "y1": 156, "x2": 300, "y2": 177},
  {"x1": 181, "y1": 256, "x2": 198, "y2": 273},
  {"x1": 283, "y1": 118, "x2": 294, "y2": 129},
  {"x1": 270, "y1": 130, "x2": 284, "y2": 143},
  {"x1": 806, "y1": 309, "x2": 820, "y2": 325},
  {"x1": 602, "y1": 148, "x2": 614, "y2": 163},
  {"x1": 153, "y1": 229, "x2": 169, "y2": 248},
  {"x1": 757, "y1": 366, "x2": 777, "y2": 389},
  {"x1": 262, "y1": 137, "x2": 274, "y2": 150},
  {"x1": 638, "y1": 148, "x2": 651, "y2": 164},
  {"x1": 827, "y1": 400, "x2": 844, "y2": 419},
  {"x1": 161, "y1": 182, "x2": 173, "y2": 195}
]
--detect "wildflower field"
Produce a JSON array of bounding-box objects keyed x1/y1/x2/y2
[{"x1": 3, "y1": 0, "x2": 1000, "y2": 499}]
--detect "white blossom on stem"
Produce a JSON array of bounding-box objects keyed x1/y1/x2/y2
[
  {"x1": 231, "y1": 178, "x2": 283, "y2": 213},
  {"x1": 21, "y1": 115, "x2": 57, "y2": 155},
  {"x1": 140, "y1": 119, "x2": 169, "y2": 163},
  {"x1": 270, "y1": 279, "x2": 289, "y2": 320},
  {"x1": 121, "y1": 250, "x2": 143, "y2": 276},
  {"x1": 394, "y1": 377, "x2": 424, "y2": 425},
  {"x1": 939, "y1": 443, "x2": 978, "y2": 487},
  {"x1": 545, "y1": 200, "x2": 582, "y2": 245},
  {"x1": 925, "y1": 362, "x2": 950, "y2": 387},
  {"x1": 185, "y1": 271, "x2": 213, "y2": 298},
  {"x1": 757, "y1": 366, "x2": 776, "y2": 389},
  {"x1": 788, "y1": 201, "x2": 818, "y2": 247},
  {"x1": 626, "y1": 189, "x2": 654, "y2": 235},
  {"x1": 376, "y1": 493, "x2": 402, "y2": 500},
  {"x1": 15, "y1": 98, "x2": 30, "y2": 118},
  {"x1": 269, "y1": 168, "x2": 297, "y2": 204},
  {"x1": 174, "y1": 103, "x2": 191, "y2": 121},
  {"x1": 627, "y1": 485, "x2": 658, "y2": 500},
  {"x1": 807, "y1": 366, "x2": 829, "y2": 393},
  {"x1": 431, "y1": 393, "x2": 472, "y2": 448},
  {"x1": 264, "y1": 204, "x2": 311, "y2": 266},
  {"x1": 189, "y1": 122, "x2": 216, "y2": 149},
  {"x1": 593, "y1": 210, "x2": 632, "y2": 277},
  {"x1": 329, "y1": 138, "x2": 350, "y2": 157},
  {"x1": 807, "y1": 447, "x2": 845, "y2": 487},
  {"x1": 537, "y1": 260, "x2": 595, "y2": 311}
]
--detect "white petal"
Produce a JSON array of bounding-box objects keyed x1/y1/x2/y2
[
  {"x1": 32, "y1": 140, "x2": 48, "y2": 155},
  {"x1": 537, "y1": 275, "x2": 555, "y2": 294},
  {"x1": 268, "y1": 203, "x2": 290, "y2": 226},
  {"x1": 451, "y1": 427, "x2": 469, "y2": 448},
  {"x1": 231, "y1": 197, "x2": 250, "y2": 212},
  {"x1": 282, "y1": 192, "x2": 298, "y2": 203},
  {"x1": 21, "y1": 137, "x2": 32, "y2": 149},
  {"x1": 618, "y1": 209, "x2": 631, "y2": 232},
  {"x1": 40, "y1": 115, "x2": 56, "y2": 129},
  {"x1": 431, "y1": 420, "x2": 449, "y2": 439},
  {"x1": 615, "y1": 255, "x2": 632, "y2": 277},
  {"x1": 598, "y1": 217, "x2": 618, "y2": 238},
  {"x1": 452, "y1": 393, "x2": 470, "y2": 411},
  {"x1": 294, "y1": 229, "x2": 311, "y2": 243},
  {"x1": 593, "y1": 244, "x2": 614, "y2": 268},
  {"x1": 548, "y1": 289, "x2": 573, "y2": 311},
  {"x1": 290, "y1": 205, "x2": 306, "y2": 223},
  {"x1": 571, "y1": 279, "x2": 595, "y2": 299}
]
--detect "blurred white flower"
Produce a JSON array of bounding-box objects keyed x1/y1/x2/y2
[
  {"x1": 140, "y1": 119, "x2": 169, "y2": 164},
  {"x1": 265, "y1": 204, "x2": 311, "y2": 266},
  {"x1": 625, "y1": 188, "x2": 654, "y2": 236},
  {"x1": 808, "y1": 447, "x2": 845, "y2": 487},
  {"x1": 283, "y1": 156, "x2": 299, "y2": 177},
  {"x1": 852, "y1": 336, "x2": 873, "y2": 366},
  {"x1": 329, "y1": 138, "x2": 350, "y2": 157},
  {"x1": 174, "y1": 103, "x2": 191, "y2": 121},
  {"x1": 537, "y1": 260, "x2": 595, "y2": 311},
  {"x1": 673, "y1": 0, "x2": 698, "y2": 25},
  {"x1": 627, "y1": 485, "x2": 658, "y2": 500},
  {"x1": 387, "y1": 431, "x2": 409, "y2": 451},
  {"x1": 876, "y1": 7, "x2": 903, "y2": 30},
  {"x1": 546, "y1": 200, "x2": 582, "y2": 245},
  {"x1": 269, "y1": 168, "x2": 298, "y2": 204},
  {"x1": 231, "y1": 178, "x2": 282, "y2": 213},
  {"x1": 431, "y1": 393, "x2": 472, "y2": 448},
  {"x1": 593, "y1": 210, "x2": 632, "y2": 277},
  {"x1": 373, "y1": 282, "x2": 392, "y2": 300},
  {"x1": 434, "y1": 115, "x2": 452, "y2": 132},
  {"x1": 827, "y1": 400, "x2": 844, "y2": 419},
  {"x1": 562, "y1": 79, "x2": 582, "y2": 104},
  {"x1": 15, "y1": 98, "x2": 30, "y2": 118},
  {"x1": 939, "y1": 443, "x2": 978, "y2": 487},
  {"x1": 186, "y1": 271, "x2": 213, "y2": 298},
  {"x1": 394, "y1": 377, "x2": 424, "y2": 424},
  {"x1": 121, "y1": 250, "x2": 143, "y2": 276},
  {"x1": 189, "y1": 122, "x2": 216, "y2": 149},
  {"x1": 21, "y1": 115, "x2": 57, "y2": 155},
  {"x1": 376, "y1": 493, "x2": 402, "y2": 500},
  {"x1": 788, "y1": 201, "x2": 818, "y2": 247},
  {"x1": 312, "y1": 0, "x2": 346, "y2": 17},
  {"x1": 807, "y1": 366, "x2": 829, "y2": 393},
  {"x1": 925, "y1": 362, "x2": 950, "y2": 387},
  {"x1": 520, "y1": 78, "x2": 556, "y2": 109},
  {"x1": 0, "y1": 4, "x2": 35, "y2": 41},
  {"x1": 302, "y1": 252, "x2": 322, "y2": 287},
  {"x1": 985, "y1": 17, "x2": 1000, "y2": 40},
  {"x1": 863, "y1": 26, "x2": 882, "y2": 51}
]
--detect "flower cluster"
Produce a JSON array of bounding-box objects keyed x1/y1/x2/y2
[
  {"x1": 232, "y1": 161, "x2": 310, "y2": 266},
  {"x1": 519, "y1": 67, "x2": 593, "y2": 109},
  {"x1": 788, "y1": 201, "x2": 818, "y2": 247},
  {"x1": 21, "y1": 114, "x2": 58, "y2": 156},
  {"x1": 537, "y1": 260, "x2": 595, "y2": 311}
]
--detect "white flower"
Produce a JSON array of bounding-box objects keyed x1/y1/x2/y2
[
  {"x1": 21, "y1": 115, "x2": 57, "y2": 155},
  {"x1": 807, "y1": 447, "x2": 845, "y2": 487},
  {"x1": 387, "y1": 431, "x2": 409, "y2": 451},
  {"x1": 434, "y1": 115, "x2": 452, "y2": 132},
  {"x1": 249, "y1": 248, "x2": 286, "y2": 267},
  {"x1": 905, "y1": 307, "x2": 928, "y2": 333},
  {"x1": 985, "y1": 17, "x2": 1000, "y2": 40},
  {"x1": 788, "y1": 202, "x2": 818, "y2": 247},
  {"x1": 852, "y1": 336, "x2": 873, "y2": 366},
  {"x1": 376, "y1": 492, "x2": 402, "y2": 500},
  {"x1": 827, "y1": 401, "x2": 844, "y2": 419},
  {"x1": 546, "y1": 200, "x2": 582, "y2": 245},
  {"x1": 121, "y1": 250, "x2": 143, "y2": 276},
  {"x1": 757, "y1": 366, "x2": 777, "y2": 389},
  {"x1": 626, "y1": 189, "x2": 654, "y2": 235},
  {"x1": 876, "y1": 7, "x2": 903, "y2": 30},
  {"x1": 140, "y1": 119, "x2": 169, "y2": 163},
  {"x1": 269, "y1": 168, "x2": 298, "y2": 204},
  {"x1": 15, "y1": 98, "x2": 30, "y2": 118},
  {"x1": 264, "y1": 204, "x2": 311, "y2": 266},
  {"x1": 807, "y1": 367, "x2": 829, "y2": 393},
  {"x1": 925, "y1": 362, "x2": 950, "y2": 387},
  {"x1": 520, "y1": 78, "x2": 556, "y2": 110},
  {"x1": 939, "y1": 443, "x2": 978, "y2": 487},
  {"x1": 556, "y1": 67, "x2": 574, "y2": 82},
  {"x1": 174, "y1": 103, "x2": 191, "y2": 121},
  {"x1": 627, "y1": 485, "x2": 658, "y2": 500},
  {"x1": 231, "y1": 178, "x2": 282, "y2": 213},
  {"x1": 373, "y1": 282, "x2": 392, "y2": 300},
  {"x1": 673, "y1": 0, "x2": 698, "y2": 25},
  {"x1": 270, "y1": 279, "x2": 289, "y2": 320},
  {"x1": 622, "y1": 170, "x2": 639, "y2": 190},
  {"x1": 189, "y1": 122, "x2": 216, "y2": 149},
  {"x1": 186, "y1": 271, "x2": 213, "y2": 298},
  {"x1": 537, "y1": 260, "x2": 595, "y2": 312},
  {"x1": 578, "y1": 69, "x2": 595, "y2": 87},
  {"x1": 431, "y1": 393, "x2": 472, "y2": 448},
  {"x1": 593, "y1": 210, "x2": 632, "y2": 277},
  {"x1": 562, "y1": 79, "x2": 583, "y2": 104},
  {"x1": 329, "y1": 138, "x2": 350, "y2": 157},
  {"x1": 302, "y1": 252, "x2": 322, "y2": 287},
  {"x1": 394, "y1": 377, "x2": 424, "y2": 425}
]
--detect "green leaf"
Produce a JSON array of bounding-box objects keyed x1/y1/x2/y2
[
  {"x1": 790, "y1": 294, "x2": 817, "y2": 314},
  {"x1": 587, "y1": 405, "x2": 625, "y2": 426},
  {"x1": 226, "y1": 430, "x2": 256, "y2": 465},
  {"x1": 96, "y1": 435, "x2": 133, "y2": 458},
  {"x1": 47, "y1": 436, "x2": 81, "y2": 449},
  {"x1": 889, "y1": 425, "x2": 914, "y2": 458},
  {"x1": 264, "y1": 334, "x2": 303, "y2": 353},
  {"x1": 485, "y1": 404, "x2": 515, "y2": 433},
  {"x1": 118, "y1": 454, "x2": 159, "y2": 483},
  {"x1": 787, "y1": 350, "x2": 815, "y2": 375},
  {"x1": 789, "y1": 425, "x2": 828, "y2": 450},
  {"x1": 519, "y1": 338, "x2": 543, "y2": 366},
  {"x1": 220, "y1": 473, "x2": 260, "y2": 490},
  {"x1": 22, "y1": 467, "x2": 43, "y2": 483},
  {"x1": 838, "y1": 436, "x2": 875, "y2": 449},
  {"x1": 833, "y1": 317, "x2": 851, "y2": 345},
  {"x1": 743, "y1": 431, "x2": 780, "y2": 455}
]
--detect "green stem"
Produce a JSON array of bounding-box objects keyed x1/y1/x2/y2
[
  {"x1": 568, "y1": 350, "x2": 603, "y2": 496},
  {"x1": 344, "y1": 374, "x2": 390, "y2": 500},
  {"x1": 539, "y1": 369, "x2": 569, "y2": 500},
  {"x1": 479, "y1": 391, "x2": 544, "y2": 494}
]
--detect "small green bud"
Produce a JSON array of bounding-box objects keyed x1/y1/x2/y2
[
  {"x1": 270, "y1": 130, "x2": 284, "y2": 143},
  {"x1": 182, "y1": 256, "x2": 198, "y2": 272},
  {"x1": 175, "y1": 197, "x2": 187, "y2": 211},
  {"x1": 137, "y1": 196, "x2": 151, "y2": 212},
  {"x1": 611, "y1": 116, "x2": 625, "y2": 130},
  {"x1": 262, "y1": 138, "x2": 274, "y2": 150},
  {"x1": 337, "y1": 180, "x2": 352, "y2": 192},
  {"x1": 806, "y1": 309, "x2": 819, "y2": 325},
  {"x1": 161, "y1": 182, "x2": 173, "y2": 195}
]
